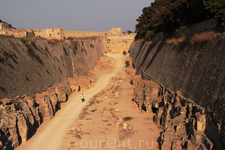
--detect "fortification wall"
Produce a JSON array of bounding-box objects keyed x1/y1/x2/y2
[
  {"x1": 107, "y1": 28, "x2": 123, "y2": 35},
  {"x1": 64, "y1": 30, "x2": 107, "y2": 39},
  {"x1": 107, "y1": 33, "x2": 136, "y2": 53},
  {"x1": 0, "y1": 22, "x2": 10, "y2": 30}
]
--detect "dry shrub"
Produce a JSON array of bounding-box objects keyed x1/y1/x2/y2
[
  {"x1": 47, "y1": 39, "x2": 65, "y2": 45},
  {"x1": 190, "y1": 31, "x2": 216, "y2": 43},
  {"x1": 166, "y1": 37, "x2": 185, "y2": 44}
]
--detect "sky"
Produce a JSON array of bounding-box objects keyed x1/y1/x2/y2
[{"x1": 0, "y1": 0, "x2": 154, "y2": 32}]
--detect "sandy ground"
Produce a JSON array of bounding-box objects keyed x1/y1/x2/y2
[{"x1": 16, "y1": 53, "x2": 161, "y2": 150}]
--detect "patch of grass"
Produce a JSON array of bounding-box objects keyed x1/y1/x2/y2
[
  {"x1": 90, "y1": 109, "x2": 97, "y2": 112},
  {"x1": 81, "y1": 40, "x2": 84, "y2": 46},
  {"x1": 102, "y1": 120, "x2": 108, "y2": 122},
  {"x1": 123, "y1": 117, "x2": 133, "y2": 121},
  {"x1": 125, "y1": 61, "x2": 130, "y2": 67},
  {"x1": 107, "y1": 124, "x2": 112, "y2": 126}
]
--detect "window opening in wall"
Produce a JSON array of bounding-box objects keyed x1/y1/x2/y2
[
  {"x1": 57, "y1": 33, "x2": 59, "y2": 35},
  {"x1": 50, "y1": 34, "x2": 51, "y2": 36}
]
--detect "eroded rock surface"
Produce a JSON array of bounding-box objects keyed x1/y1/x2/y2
[
  {"x1": 0, "y1": 82, "x2": 72, "y2": 149},
  {"x1": 131, "y1": 76, "x2": 224, "y2": 150}
]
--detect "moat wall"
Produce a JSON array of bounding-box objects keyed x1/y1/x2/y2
[
  {"x1": 130, "y1": 34, "x2": 225, "y2": 123},
  {"x1": 0, "y1": 36, "x2": 107, "y2": 99}
]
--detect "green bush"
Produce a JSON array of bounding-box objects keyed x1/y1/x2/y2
[
  {"x1": 67, "y1": 37, "x2": 73, "y2": 41},
  {"x1": 90, "y1": 43, "x2": 94, "y2": 48},
  {"x1": 124, "y1": 117, "x2": 133, "y2": 121},
  {"x1": 180, "y1": 26, "x2": 190, "y2": 37},
  {"x1": 125, "y1": 61, "x2": 130, "y2": 67},
  {"x1": 20, "y1": 38, "x2": 29, "y2": 44}
]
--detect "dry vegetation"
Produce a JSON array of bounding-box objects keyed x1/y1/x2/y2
[
  {"x1": 47, "y1": 39, "x2": 66, "y2": 45},
  {"x1": 166, "y1": 31, "x2": 217, "y2": 44},
  {"x1": 190, "y1": 31, "x2": 216, "y2": 43}
]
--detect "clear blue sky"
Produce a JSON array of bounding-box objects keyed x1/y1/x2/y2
[{"x1": 0, "y1": 0, "x2": 154, "y2": 32}]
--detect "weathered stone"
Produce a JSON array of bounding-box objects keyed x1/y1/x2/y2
[
  {"x1": 180, "y1": 107, "x2": 186, "y2": 116},
  {"x1": 171, "y1": 137, "x2": 182, "y2": 150},
  {"x1": 3, "y1": 114, "x2": 20, "y2": 148},
  {"x1": 186, "y1": 140, "x2": 196, "y2": 150},
  {"x1": 122, "y1": 123, "x2": 128, "y2": 130},
  {"x1": 48, "y1": 93, "x2": 59, "y2": 113},
  {"x1": 0, "y1": 98, "x2": 14, "y2": 105},
  {"x1": 115, "y1": 92, "x2": 119, "y2": 99},
  {"x1": 56, "y1": 91, "x2": 67, "y2": 103},
  {"x1": 17, "y1": 113, "x2": 28, "y2": 143},
  {"x1": 36, "y1": 94, "x2": 54, "y2": 121},
  {"x1": 196, "y1": 112, "x2": 206, "y2": 132},
  {"x1": 160, "y1": 131, "x2": 173, "y2": 150}
]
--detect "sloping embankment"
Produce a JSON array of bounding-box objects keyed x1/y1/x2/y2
[
  {"x1": 0, "y1": 36, "x2": 107, "y2": 149},
  {"x1": 130, "y1": 34, "x2": 225, "y2": 123}
]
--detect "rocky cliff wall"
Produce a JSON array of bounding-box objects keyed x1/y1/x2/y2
[
  {"x1": 130, "y1": 34, "x2": 225, "y2": 124},
  {"x1": 131, "y1": 76, "x2": 222, "y2": 149},
  {"x1": 0, "y1": 36, "x2": 107, "y2": 99}
]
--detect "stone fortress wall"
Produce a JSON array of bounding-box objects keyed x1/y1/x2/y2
[
  {"x1": 0, "y1": 22, "x2": 136, "y2": 53},
  {"x1": 106, "y1": 28, "x2": 136, "y2": 53}
]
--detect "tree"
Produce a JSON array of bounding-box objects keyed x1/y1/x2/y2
[
  {"x1": 204, "y1": 0, "x2": 225, "y2": 26},
  {"x1": 127, "y1": 30, "x2": 133, "y2": 34},
  {"x1": 135, "y1": 0, "x2": 213, "y2": 40}
]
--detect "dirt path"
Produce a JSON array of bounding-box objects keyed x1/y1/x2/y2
[
  {"x1": 58, "y1": 54, "x2": 161, "y2": 150},
  {"x1": 15, "y1": 54, "x2": 124, "y2": 150}
]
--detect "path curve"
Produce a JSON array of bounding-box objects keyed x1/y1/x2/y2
[{"x1": 15, "y1": 53, "x2": 124, "y2": 150}]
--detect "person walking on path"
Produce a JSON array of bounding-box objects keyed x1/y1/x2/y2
[{"x1": 81, "y1": 93, "x2": 85, "y2": 102}]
